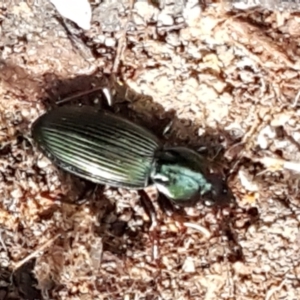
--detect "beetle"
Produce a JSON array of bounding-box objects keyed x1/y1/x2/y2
[{"x1": 32, "y1": 104, "x2": 234, "y2": 225}]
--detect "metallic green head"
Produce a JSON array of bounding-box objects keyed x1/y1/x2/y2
[{"x1": 151, "y1": 147, "x2": 234, "y2": 207}]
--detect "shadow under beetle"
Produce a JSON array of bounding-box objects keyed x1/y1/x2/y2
[{"x1": 31, "y1": 88, "x2": 235, "y2": 231}]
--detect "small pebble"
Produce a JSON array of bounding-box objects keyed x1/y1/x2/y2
[
  {"x1": 157, "y1": 12, "x2": 174, "y2": 26},
  {"x1": 104, "y1": 37, "x2": 116, "y2": 47}
]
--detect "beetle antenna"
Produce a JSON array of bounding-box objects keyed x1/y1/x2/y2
[{"x1": 56, "y1": 86, "x2": 110, "y2": 106}]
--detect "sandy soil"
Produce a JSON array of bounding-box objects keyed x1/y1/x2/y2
[{"x1": 1, "y1": 0, "x2": 300, "y2": 299}]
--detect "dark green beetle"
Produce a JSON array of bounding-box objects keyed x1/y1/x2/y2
[{"x1": 32, "y1": 105, "x2": 233, "y2": 208}]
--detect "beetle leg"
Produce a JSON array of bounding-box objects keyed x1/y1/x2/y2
[
  {"x1": 138, "y1": 190, "x2": 159, "y2": 260},
  {"x1": 157, "y1": 193, "x2": 175, "y2": 217},
  {"x1": 138, "y1": 190, "x2": 158, "y2": 230},
  {"x1": 76, "y1": 182, "x2": 99, "y2": 205},
  {"x1": 157, "y1": 194, "x2": 187, "y2": 220},
  {"x1": 54, "y1": 181, "x2": 98, "y2": 206}
]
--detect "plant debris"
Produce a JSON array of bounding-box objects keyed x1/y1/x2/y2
[{"x1": 1, "y1": 0, "x2": 300, "y2": 299}]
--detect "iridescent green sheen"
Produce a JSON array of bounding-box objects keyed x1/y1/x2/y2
[
  {"x1": 151, "y1": 147, "x2": 214, "y2": 205},
  {"x1": 32, "y1": 106, "x2": 161, "y2": 188},
  {"x1": 32, "y1": 106, "x2": 233, "y2": 206}
]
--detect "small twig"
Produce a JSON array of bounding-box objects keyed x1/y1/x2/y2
[
  {"x1": 224, "y1": 18, "x2": 297, "y2": 69},
  {"x1": 292, "y1": 89, "x2": 300, "y2": 108},
  {"x1": 183, "y1": 222, "x2": 211, "y2": 239},
  {"x1": 157, "y1": 23, "x2": 186, "y2": 34},
  {"x1": 265, "y1": 279, "x2": 286, "y2": 300},
  {"x1": 227, "y1": 107, "x2": 264, "y2": 176},
  {"x1": 225, "y1": 260, "x2": 235, "y2": 298},
  {"x1": 0, "y1": 230, "x2": 7, "y2": 252},
  {"x1": 242, "y1": 113, "x2": 262, "y2": 148},
  {"x1": 259, "y1": 156, "x2": 300, "y2": 173},
  {"x1": 13, "y1": 234, "x2": 60, "y2": 271},
  {"x1": 112, "y1": 0, "x2": 135, "y2": 74},
  {"x1": 246, "y1": 154, "x2": 300, "y2": 174}
]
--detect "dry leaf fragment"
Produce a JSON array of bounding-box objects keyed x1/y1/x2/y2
[
  {"x1": 49, "y1": 0, "x2": 92, "y2": 30},
  {"x1": 238, "y1": 169, "x2": 258, "y2": 192},
  {"x1": 261, "y1": 157, "x2": 300, "y2": 173}
]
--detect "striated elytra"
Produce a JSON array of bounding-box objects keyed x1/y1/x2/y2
[{"x1": 32, "y1": 106, "x2": 233, "y2": 207}]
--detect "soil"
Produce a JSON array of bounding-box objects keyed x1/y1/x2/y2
[{"x1": 1, "y1": 0, "x2": 300, "y2": 299}]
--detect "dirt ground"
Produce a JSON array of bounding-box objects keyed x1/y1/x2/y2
[{"x1": 1, "y1": 0, "x2": 300, "y2": 299}]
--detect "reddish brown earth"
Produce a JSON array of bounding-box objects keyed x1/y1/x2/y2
[{"x1": 1, "y1": 1, "x2": 300, "y2": 299}]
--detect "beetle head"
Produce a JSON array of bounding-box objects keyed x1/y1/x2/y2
[{"x1": 152, "y1": 147, "x2": 235, "y2": 207}]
